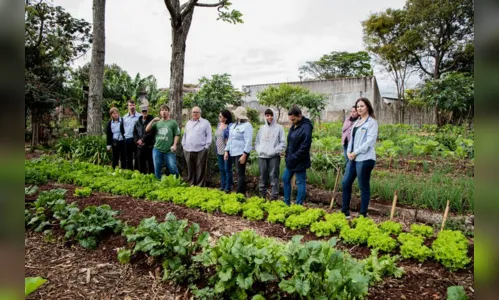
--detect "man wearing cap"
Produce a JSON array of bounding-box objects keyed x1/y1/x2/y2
[
  {"x1": 123, "y1": 100, "x2": 141, "y2": 170},
  {"x1": 182, "y1": 106, "x2": 212, "y2": 186},
  {"x1": 224, "y1": 106, "x2": 253, "y2": 194},
  {"x1": 254, "y1": 108, "x2": 285, "y2": 199},
  {"x1": 133, "y1": 104, "x2": 155, "y2": 174}
]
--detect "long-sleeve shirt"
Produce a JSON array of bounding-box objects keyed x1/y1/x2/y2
[
  {"x1": 106, "y1": 118, "x2": 124, "y2": 146},
  {"x1": 181, "y1": 117, "x2": 212, "y2": 152},
  {"x1": 342, "y1": 117, "x2": 356, "y2": 145},
  {"x1": 123, "y1": 112, "x2": 141, "y2": 139},
  {"x1": 254, "y1": 119, "x2": 285, "y2": 158},
  {"x1": 225, "y1": 121, "x2": 253, "y2": 157}
]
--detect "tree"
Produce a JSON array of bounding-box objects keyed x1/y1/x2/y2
[
  {"x1": 25, "y1": 0, "x2": 91, "y2": 149},
  {"x1": 362, "y1": 8, "x2": 416, "y2": 123},
  {"x1": 87, "y1": 0, "x2": 106, "y2": 135},
  {"x1": 257, "y1": 84, "x2": 325, "y2": 122},
  {"x1": 184, "y1": 73, "x2": 242, "y2": 125},
  {"x1": 402, "y1": 0, "x2": 474, "y2": 80},
  {"x1": 296, "y1": 92, "x2": 328, "y2": 123},
  {"x1": 67, "y1": 63, "x2": 166, "y2": 125},
  {"x1": 299, "y1": 51, "x2": 373, "y2": 80},
  {"x1": 163, "y1": 0, "x2": 242, "y2": 128},
  {"x1": 415, "y1": 72, "x2": 474, "y2": 125}
]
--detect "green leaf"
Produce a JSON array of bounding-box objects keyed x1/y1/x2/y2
[
  {"x1": 278, "y1": 279, "x2": 296, "y2": 293},
  {"x1": 117, "y1": 249, "x2": 131, "y2": 264},
  {"x1": 294, "y1": 277, "x2": 311, "y2": 296},
  {"x1": 447, "y1": 286, "x2": 468, "y2": 300},
  {"x1": 25, "y1": 277, "x2": 48, "y2": 296},
  {"x1": 236, "y1": 274, "x2": 254, "y2": 289},
  {"x1": 219, "y1": 268, "x2": 232, "y2": 282},
  {"x1": 259, "y1": 272, "x2": 275, "y2": 282}
]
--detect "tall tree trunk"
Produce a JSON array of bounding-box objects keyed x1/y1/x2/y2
[
  {"x1": 30, "y1": 109, "x2": 39, "y2": 153},
  {"x1": 87, "y1": 0, "x2": 106, "y2": 135},
  {"x1": 168, "y1": 9, "x2": 194, "y2": 128}
]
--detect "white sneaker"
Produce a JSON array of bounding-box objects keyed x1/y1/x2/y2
[{"x1": 345, "y1": 215, "x2": 351, "y2": 220}]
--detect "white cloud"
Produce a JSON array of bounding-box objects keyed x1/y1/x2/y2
[{"x1": 53, "y1": 0, "x2": 411, "y2": 95}]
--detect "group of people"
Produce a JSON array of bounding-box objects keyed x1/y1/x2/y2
[{"x1": 106, "y1": 97, "x2": 378, "y2": 216}]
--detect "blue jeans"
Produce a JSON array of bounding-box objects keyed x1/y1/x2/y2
[
  {"x1": 217, "y1": 154, "x2": 228, "y2": 191},
  {"x1": 224, "y1": 156, "x2": 234, "y2": 192},
  {"x1": 152, "y1": 148, "x2": 179, "y2": 179},
  {"x1": 282, "y1": 168, "x2": 307, "y2": 205},
  {"x1": 341, "y1": 159, "x2": 376, "y2": 216}
]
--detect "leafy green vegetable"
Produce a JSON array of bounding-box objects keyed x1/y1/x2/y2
[
  {"x1": 74, "y1": 187, "x2": 92, "y2": 197},
  {"x1": 432, "y1": 230, "x2": 470, "y2": 271},
  {"x1": 25, "y1": 277, "x2": 47, "y2": 296},
  {"x1": 410, "y1": 224, "x2": 434, "y2": 238},
  {"x1": 379, "y1": 220, "x2": 402, "y2": 235},
  {"x1": 447, "y1": 285, "x2": 468, "y2": 300},
  {"x1": 397, "y1": 233, "x2": 432, "y2": 262},
  {"x1": 123, "y1": 213, "x2": 209, "y2": 283}
]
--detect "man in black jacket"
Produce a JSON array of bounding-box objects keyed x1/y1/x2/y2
[
  {"x1": 283, "y1": 106, "x2": 313, "y2": 205},
  {"x1": 133, "y1": 105, "x2": 155, "y2": 174}
]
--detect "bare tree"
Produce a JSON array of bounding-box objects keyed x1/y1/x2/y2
[
  {"x1": 163, "y1": 0, "x2": 242, "y2": 127},
  {"x1": 87, "y1": 0, "x2": 106, "y2": 135}
]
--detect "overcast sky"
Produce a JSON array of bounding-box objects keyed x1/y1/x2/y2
[{"x1": 53, "y1": 0, "x2": 411, "y2": 96}]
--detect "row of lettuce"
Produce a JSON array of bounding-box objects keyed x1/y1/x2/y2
[
  {"x1": 25, "y1": 188, "x2": 404, "y2": 299},
  {"x1": 25, "y1": 156, "x2": 471, "y2": 272}
]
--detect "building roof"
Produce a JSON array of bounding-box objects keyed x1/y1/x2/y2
[{"x1": 241, "y1": 76, "x2": 375, "y2": 88}]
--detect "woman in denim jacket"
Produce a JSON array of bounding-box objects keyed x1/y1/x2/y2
[
  {"x1": 341, "y1": 98, "x2": 378, "y2": 218},
  {"x1": 224, "y1": 107, "x2": 253, "y2": 194}
]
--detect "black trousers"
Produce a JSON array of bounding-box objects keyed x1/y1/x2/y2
[
  {"x1": 112, "y1": 140, "x2": 126, "y2": 169},
  {"x1": 227, "y1": 155, "x2": 247, "y2": 194},
  {"x1": 137, "y1": 146, "x2": 154, "y2": 174},
  {"x1": 125, "y1": 138, "x2": 137, "y2": 170}
]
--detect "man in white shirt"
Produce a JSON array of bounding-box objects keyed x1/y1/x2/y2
[
  {"x1": 123, "y1": 100, "x2": 141, "y2": 170},
  {"x1": 181, "y1": 106, "x2": 212, "y2": 186}
]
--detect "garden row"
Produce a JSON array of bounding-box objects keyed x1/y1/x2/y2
[
  {"x1": 25, "y1": 188, "x2": 405, "y2": 299},
  {"x1": 247, "y1": 160, "x2": 474, "y2": 213},
  {"x1": 25, "y1": 156, "x2": 471, "y2": 271},
  {"x1": 312, "y1": 122, "x2": 474, "y2": 161}
]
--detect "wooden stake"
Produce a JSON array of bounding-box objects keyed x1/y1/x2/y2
[
  {"x1": 291, "y1": 176, "x2": 296, "y2": 192},
  {"x1": 390, "y1": 190, "x2": 398, "y2": 220},
  {"x1": 329, "y1": 167, "x2": 342, "y2": 209},
  {"x1": 441, "y1": 200, "x2": 450, "y2": 231}
]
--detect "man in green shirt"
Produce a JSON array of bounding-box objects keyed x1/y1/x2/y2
[{"x1": 146, "y1": 105, "x2": 180, "y2": 179}]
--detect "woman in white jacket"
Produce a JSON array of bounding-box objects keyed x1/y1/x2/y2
[{"x1": 341, "y1": 98, "x2": 378, "y2": 218}]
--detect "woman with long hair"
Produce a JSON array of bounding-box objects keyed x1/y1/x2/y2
[
  {"x1": 215, "y1": 109, "x2": 233, "y2": 191},
  {"x1": 341, "y1": 97, "x2": 378, "y2": 218}
]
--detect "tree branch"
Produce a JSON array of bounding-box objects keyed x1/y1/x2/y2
[
  {"x1": 195, "y1": 0, "x2": 226, "y2": 8},
  {"x1": 34, "y1": 3, "x2": 45, "y2": 48},
  {"x1": 164, "y1": 0, "x2": 179, "y2": 23},
  {"x1": 411, "y1": 52, "x2": 433, "y2": 77},
  {"x1": 180, "y1": 0, "x2": 198, "y2": 19}
]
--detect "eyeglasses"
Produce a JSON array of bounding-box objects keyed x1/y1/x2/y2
[{"x1": 192, "y1": 111, "x2": 201, "y2": 114}]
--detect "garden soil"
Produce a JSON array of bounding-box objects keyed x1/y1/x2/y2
[{"x1": 25, "y1": 182, "x2": 474, "y2": 299}]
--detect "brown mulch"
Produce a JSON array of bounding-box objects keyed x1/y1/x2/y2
[
  {"x1": 25, "y1": 182, "x2": 474, "y2": 299},
  {"x1": 25, "y1": 231, "x2": 179, "y2": 300}
]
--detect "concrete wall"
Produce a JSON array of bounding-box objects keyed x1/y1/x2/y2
[
  {"x1": 242, "y1": 77, "x2": 379, "y2": 123},
  {"x1": 241, "y1": 77, "x2": 435, "y2": 125}
]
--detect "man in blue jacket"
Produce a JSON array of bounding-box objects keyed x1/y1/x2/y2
[{"x1": 283, "y1": 106, "x2": 313, "y2": 205}]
